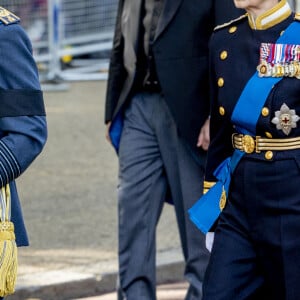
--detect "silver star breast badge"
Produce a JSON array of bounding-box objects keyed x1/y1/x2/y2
[{"x1": 271, "y1": 103, "x2": 300, "y2": 135}]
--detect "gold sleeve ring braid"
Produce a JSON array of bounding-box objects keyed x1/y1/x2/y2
[{"x1": 0, "y1": 185, "x2": 17, "y2": 297}]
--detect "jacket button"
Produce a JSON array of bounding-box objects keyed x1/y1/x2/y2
[
  {"x1": 218, "y1": 77, "x2": 224, "y2": 87},
  {"x1": 229, "y1": 26, "x2": 237, "y2": 33},
  {"x1": 265, "y1": 151, "x2": 273, "y2": 160},
  {"x1": 261, "y1": 107, "x2": 269, "y2": 117},
  {"x1": 265, "y1": 132, "x2": 273, "y2": 138},
  {"x1": 220, "y1": 51, "x2": 228, "y2": 60},
  {"x1": 219, "y1": 106, "x2": 225, "y2": 116}
]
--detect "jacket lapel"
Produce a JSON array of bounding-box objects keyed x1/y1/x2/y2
[{"x1": 154, "y1": 0, "x2": 182, "y2": 40}]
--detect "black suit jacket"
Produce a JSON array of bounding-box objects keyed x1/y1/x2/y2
[{"x1": 105, "y1": 0, "x2": 243, "y2": 155}]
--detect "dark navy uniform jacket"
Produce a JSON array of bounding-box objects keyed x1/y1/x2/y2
[
  {"x1": 0, "y1": 9, "x2": 47, "y2": 246},
  {"x1": 205, "y1": 0, "x2": 299, "y2": 183},
  {"x1": 198, "y1": 2, "x2": 300, "y2": 297}
]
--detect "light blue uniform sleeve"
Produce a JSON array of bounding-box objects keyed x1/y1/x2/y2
[{"x1": 0, "y1": 22, "x2": 47, "y2": 187}]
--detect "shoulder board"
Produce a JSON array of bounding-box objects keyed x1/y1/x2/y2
[
  {"x1": 214, "y1": 14, "x2": 248, "y2": 32},
  {"x1": 295, "y1": 12, "x2": 300, "y2": 21},
  {"x1": 0, "y1": 7, "x2": 20, "y2": 25}
]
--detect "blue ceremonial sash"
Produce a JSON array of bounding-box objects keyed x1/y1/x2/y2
[
  {"x1": 189, "y1": 20, "x2": 300, "y2": 234},
  {"x1": 189, "y1": 150, "x2": 244, "y2": 234}
]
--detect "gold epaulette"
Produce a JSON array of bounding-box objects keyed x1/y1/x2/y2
[
  {"x1": 295, "y1": 12, "x2": 300, "y2": 21},
  {"x1": 214, "y1": 13, "x2": 248, "y2": 31},
  {"x1": 0, "y1": 7, "x2": 19, "y2": 25}
]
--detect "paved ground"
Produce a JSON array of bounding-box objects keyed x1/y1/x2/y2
[
  {"x1": 5, "y1": 80, "x2": 188, "y2": 300},
  {"x1": 75, "y1": 282, "x2": 189, "y2": 300}
]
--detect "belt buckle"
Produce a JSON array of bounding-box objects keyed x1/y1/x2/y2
[{"x1": 242, "y1": 135, "x2": 255, "y2": 153}]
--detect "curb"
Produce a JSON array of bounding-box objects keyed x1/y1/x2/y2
[{"x1": 9, "y1": 256, "x2": 184, "y2": 300}]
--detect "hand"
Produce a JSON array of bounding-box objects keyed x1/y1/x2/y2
[
  {"x1": 197, "y1": 117, "x2": 210, "y2": 150},
  {"x1": 105, "y1": 121, "x2": 112, "y2": 144}
]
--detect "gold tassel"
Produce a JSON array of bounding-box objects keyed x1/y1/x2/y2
[{"x1": 0, "y1": 185, "x2": 18, "y2": 297}]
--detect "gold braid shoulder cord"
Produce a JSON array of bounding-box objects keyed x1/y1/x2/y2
[{"x1": 0, "y1": 184, "x2": 17, "y2": 297}]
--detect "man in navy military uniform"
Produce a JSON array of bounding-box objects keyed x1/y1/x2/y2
[
  {"x1": 0, "y1": 6, "x2": 47, "y2": 298},
  {"x1": 105, "y1": 1, "x2": 241, "y2": 299}
]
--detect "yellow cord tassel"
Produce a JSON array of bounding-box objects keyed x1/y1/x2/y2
[{"x1": 0, "y1": 185, "x2": 17, "y2": 297}]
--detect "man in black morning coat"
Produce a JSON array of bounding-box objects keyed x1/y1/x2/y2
[{"x1": 105, "y1": 1, "x2": 242, "y2": 299}]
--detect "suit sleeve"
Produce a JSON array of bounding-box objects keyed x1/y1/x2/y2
[{"x1": 0, "y1": 23, "x2": 47, "y2": 187}]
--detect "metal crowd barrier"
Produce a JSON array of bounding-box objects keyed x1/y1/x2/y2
[
  {"x1": 2, "y1": 0, "x2": 118, "y2": 83},
  {"x1": 1, "y1": 0, "x2": 299, "y2": 84}
]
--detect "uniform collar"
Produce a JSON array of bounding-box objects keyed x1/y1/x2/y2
[{"x1": 248, "y1": 0, "x2": 292, "y2": 30}]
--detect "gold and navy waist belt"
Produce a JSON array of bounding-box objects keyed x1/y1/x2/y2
[{"x1": 232, "y1": 134, "x2": 300, "y2": 153}]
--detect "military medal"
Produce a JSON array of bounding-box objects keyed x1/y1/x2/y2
[
  {"x1": 257, "y1": 60, "x2": 270, "y2": 76},
  {"x1": 257, "y1": 43, "x2": 300, "y2": 79},
  {"x1": 284, "y1": 63, "x2": 290, "y2": 76},
  {"x1": 257, "y1": 43, "x2": 272, "y2": 77},
  {"x1": 271, "y1": 103, "x2": 300, "y2": 135},
  {"x1": 288, "y1": 62, "x2": 296, "y2": 77}
]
